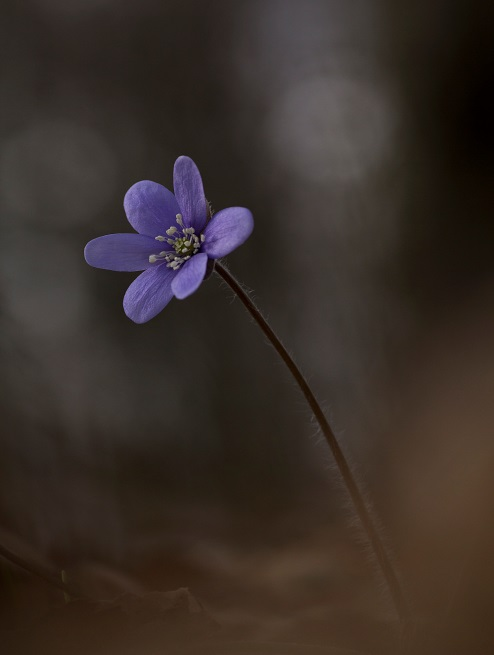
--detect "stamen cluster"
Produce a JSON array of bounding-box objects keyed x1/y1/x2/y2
[{"x1": 149, "y1": 213, "x2": 205, "y2": 271}]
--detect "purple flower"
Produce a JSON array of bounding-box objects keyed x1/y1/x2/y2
[{"x1": 84, "y1": 156, "x2": 253, "y2": 323}]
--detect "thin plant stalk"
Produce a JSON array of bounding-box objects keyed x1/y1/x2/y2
[{"x1": 214, "y1": 261, "x2": 409, "y2": 623}]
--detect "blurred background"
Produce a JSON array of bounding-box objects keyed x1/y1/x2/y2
[{"x1": 0, "y1": 0, "x2": 493, "y2": 652}]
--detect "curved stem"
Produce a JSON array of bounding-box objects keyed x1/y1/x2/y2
[{"x1": 214, "y1": 262, "x2": 409, "y2": 623}]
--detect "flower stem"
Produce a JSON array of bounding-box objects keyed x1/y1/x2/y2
[{"x1": 214, "y1": 262, "x2": 409, "y2": 623}]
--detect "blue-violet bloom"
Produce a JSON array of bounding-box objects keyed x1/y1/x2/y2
[{"x1": 84, "y1": 156, "x2": 254, "y2": 323}]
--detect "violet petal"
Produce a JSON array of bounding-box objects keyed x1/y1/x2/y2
[
  {"x1": 124, "y1": 180, "x2": 180, "y2": 237},
  {"x1": 123, "y1": 264, "x2": 176, "y2": 323},
  {"x1": 84, "y1": 234, "x2": 159, "y2": 271},
  {"x1": 171, "y1": 253, "x2": 208, "y2": 300},
  {"x1": 173, "y1": 156, "x2": 208, "y2": 233},
  {"x1": 203, "y1": 207, "x2": 254, "y2": 259}
]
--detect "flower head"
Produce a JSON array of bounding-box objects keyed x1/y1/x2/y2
[{"x1": 84, "y1": 156, "x2": 253, "y2": 323}]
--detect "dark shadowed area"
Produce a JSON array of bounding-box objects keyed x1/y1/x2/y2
[{"x1": 0, "y1": 0, "x2": 493, "y2": 653}]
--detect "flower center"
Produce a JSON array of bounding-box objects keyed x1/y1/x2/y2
[{"x1": 149, "y1": 213, "x2": 205, "y2": 271}]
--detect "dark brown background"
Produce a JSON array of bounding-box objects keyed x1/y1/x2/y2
[{"x1": 0, "y1": 1, "x2": 493, "y2": 652}]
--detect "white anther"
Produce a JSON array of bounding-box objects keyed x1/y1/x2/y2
[
  {"x1": 200, "y1": 234, "x2": 205, "y2": 242},
  {"x1": 149, "y1": 255, "x2": 158, "y2": 263},
  {"x1": 166, "y1": 227, "x2": 178, "y2": 237},
  {"x1": 155, "y1": 235, "x2": 166, "y2": 242}
]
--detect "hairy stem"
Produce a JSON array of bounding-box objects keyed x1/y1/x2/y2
[{"x1": 214, "y1": 261, "x2": 409, "y2": 622}]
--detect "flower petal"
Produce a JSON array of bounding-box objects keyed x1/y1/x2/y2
[
  {"x1": 171, "y1": 253, "x2": 208, "y2": 300},
  {"x1": 202, "y1": 207, "x2": 254, "y2": 259},
  {"x1": 124, "y1": 180, "x2": 180, "y2": 237},
  {"x1": 173, "y1": 156, "x2": 208, "y2": 232},
  {"x1": 84, "y1": 234, "x2": 159, "y2": 271},
  {"x1": 123, "y1": 264, "x2": 176, "y2": 323}
]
